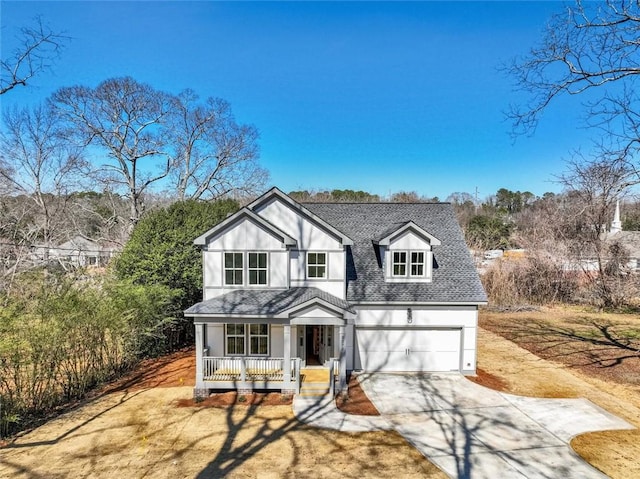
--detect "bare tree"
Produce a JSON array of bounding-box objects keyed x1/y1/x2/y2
[
  {"x1": 167, "y1": 90, "x2": 266, "y2": 201},
  {"x1": 1, "y1": 16, "x2": 68, "y2": 95},
  {"x1": 558, "y1": 155, "x2": 636, "y2": 307},
  {"x1": 0, "y1": 103, "x2": 84, "y2": 251},
  {"x1": 52, "y1": 77, "x2": 173, "y2": 229},
  {"x1": 507, "y1": 1, "x2": 640, "y2": 168}
]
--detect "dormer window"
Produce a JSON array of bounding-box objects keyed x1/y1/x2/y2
[
  {"x1": 389, "y1": 250, "x2": 430, "y2": 280},
  {"x1": 392, "y1": 252, "x2": 407, "y2": 276},
  {"x1": 410, "y1": 252, "x2": 425, "y2": 277}
]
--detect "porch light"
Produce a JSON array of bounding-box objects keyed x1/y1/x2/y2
[{"x1": 407, "y1": 308, "x2": 412, "y2": 324}]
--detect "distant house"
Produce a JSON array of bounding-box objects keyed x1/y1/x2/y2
[
  {"x1": 33, "y1": 236, "x2": 116, "y2": 268},
  {"x1": 185, "y1": 187, "x2": 487, "y2": 397}
]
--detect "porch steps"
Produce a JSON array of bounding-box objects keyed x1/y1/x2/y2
[{"x1": 299, "y1": 381, "x2": 331, "y2": 397}]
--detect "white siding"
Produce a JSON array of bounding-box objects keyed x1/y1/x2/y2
[
  {"x1": 290, "y1": 249, "x2": 346, "y2": 298},
  {"x1": 270, "y1": 325, "x2": 284, "y2": 356},
  {"x1": 269, "y1": 251, "x2": 289, "y2": 288},
  {"x1": 204, "y1": 323, "x2": 287, "y2": 358},
  {"x1": 389, "y1": 230, "x2": 432, "y2": 250},
  {"x1": 205, "y1": 324, "x2": 225, "y2": 356},
  {"x1": 202, "y1": 217, "x2": 290, "y2": 299},
  {"x1": 294, "y1": 307, "x2": 340, "y2": 319},
  {"x1": 255, "y1": 197, "x2": 342, "y2": 250},
  {"x1": 205, "y1": 218, "x2": 285, "y2": 251}
]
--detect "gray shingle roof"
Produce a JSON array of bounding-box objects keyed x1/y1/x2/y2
[
  {"x1": 303, "y1": 202, "x2": 487, "y2": 304},
  {"x1": 185, "y1": 287, "x2": 354, "y2": 317}
]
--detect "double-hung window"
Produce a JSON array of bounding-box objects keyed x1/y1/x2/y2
[
  {"x1": 392, "y1": 250, "x2": 427, "y2": 278},
  {"x1": 224, "y1": 252, "x2": 268, "y2": 286},
  {"x1": 410, "y1": 252, "x2": 425, "y2": 277},
  {"x1": 392, "y1": 251, "x2": 407, "y2": 276},
  {"x1": 307, "y1": 252, "x2": 327, "y2": 278},
  {"x1": 225, "y1": 323, "x2": 269, "y2": 356},
  {"x1": 226, "y1": 324, "x2": 245, "y2": 355},
  {"x1": 249, "y1": 324, "x2": 269, "y2": 355},
  {"x1": 248, "y1": 252, "x2": 268, "y2": 285},
  {"x1": 224, "y1": 253, "x2": 243, "y2": 285}
]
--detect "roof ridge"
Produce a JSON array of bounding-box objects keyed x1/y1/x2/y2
[{"x1": 303, "y1": 202, "x2": 451, "y2": 205}]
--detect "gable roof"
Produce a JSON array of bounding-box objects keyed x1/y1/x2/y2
[
  {"x1": 184, "y1": 287, "x2": 355, "y2": 318},
  {"x1": 303, "y1": 202, "x2": 487, "y2": 304},
  {"x1": 249, "y1": 187, "x2": 354, "y2": 246},
  {"x1": 193, "y1": 207, "x2": 297, "y2": 247},
  {"x1": 57, "y1": 236, "x2": 101, "y2": 250},
  {"x1": 374, "y1": 220, "x2": 441, "y2": 246}
]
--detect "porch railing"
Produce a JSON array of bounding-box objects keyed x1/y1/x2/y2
[{"x1": 203, "y1": 356, "x2": 300, "y2": 384}]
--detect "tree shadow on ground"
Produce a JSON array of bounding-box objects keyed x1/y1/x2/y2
[{"x1": 484, "y1": 317, "x2": 640, "y2": 381}]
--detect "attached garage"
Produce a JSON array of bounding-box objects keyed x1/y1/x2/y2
[{"x1": 355, "y1": 327, "x2": 462, "y2": 372}]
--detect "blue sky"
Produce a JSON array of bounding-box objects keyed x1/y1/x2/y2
[{"x1": 1, "y1": 1, "x2": 593, "y2": 200}]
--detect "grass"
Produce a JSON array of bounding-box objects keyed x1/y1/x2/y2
[
  {"x1": 0, "y1": 355, "x2": 444, "y2": 479},
  {"x1": 478, "y1": 306, "x2": 640, "y2": 479}
]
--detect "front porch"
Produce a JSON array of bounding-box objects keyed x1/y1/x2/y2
[
  {"x1": 197, "y1": 355, "x2": 343, "y2": 396},
  {"x1": 186, "y1": 287, "x2": 354, "y2": 397}
]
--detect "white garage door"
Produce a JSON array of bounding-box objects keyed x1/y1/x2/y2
[{"x1": 356, "y1": 328, "x2": 461, "y2": 372}]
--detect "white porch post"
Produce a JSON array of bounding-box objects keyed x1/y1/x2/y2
[
  {"x1": 338, "y1": 324, "x2": 347, "y2": 392},
  {"x1": 194, "y1": 322, "x2": 206, "y2": 396},
  {"x1": 283, "y1": 324, "x2": 292, "y2": 388}
]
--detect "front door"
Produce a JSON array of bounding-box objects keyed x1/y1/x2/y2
[{"x1": 305, "y1": 326, "x2": 322, "y2": 365}]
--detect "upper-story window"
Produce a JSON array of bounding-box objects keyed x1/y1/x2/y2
[
  {"x1": 410, "y1": 251, "x2": 425, "y2": 277},
  {"x1": 224, "y1": 253, "x2": 243, "y2": 285},
  {"x1": 392, "y1": 251, "x2": 407, "y2": 276},
  {"x1": 248, "y1": 252, "x2": 268, "y2": 285},
  {"x1": 392, "y1": 250, "x2": 427, "y2": 278},
  {"x1": 224, "y1": 252, "x2": 268, "y2": 286},
  {"x1": 307, "y1": 252, "x2": 327, "y2": 278}
]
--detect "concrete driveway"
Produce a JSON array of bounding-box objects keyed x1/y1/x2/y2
[{"x1": 293, "y1": 373, "x2": 634, "y2": 479}]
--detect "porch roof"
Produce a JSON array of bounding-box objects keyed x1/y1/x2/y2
[{"x1": 184, "y1": 287, "x2": 354, "y2": 318}]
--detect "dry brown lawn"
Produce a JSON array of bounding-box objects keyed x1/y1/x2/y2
[
  {"x1": 3, "y1": 307, "x2": 639, "y2": 478},
  {"x1": 478, "y1": 306, "x2": 640, "y2": 479},
  {"x1": 0, "y1": 350, "x2": 444, "y2": 479}
]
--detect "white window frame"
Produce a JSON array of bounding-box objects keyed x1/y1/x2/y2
[
  {"x1": 307, "y1": 252, "x2": 327, "y2": 279},
  {"x1": 410, "y1": 251, "x2": 426, "y2": 277},
  {"x1": 248, "y1": 324, "x2": 270, "y2": 356},
  {"x1": 391, "y1": 251, "x2": 408, "y2": 277},
  {"x1": 224, "y1": 323, "x2": 270, "y2": 356},
  {"x1": 225, "y1": 323, "x2": 245, "y2": 355},
  {"x1": 224, "y1": 252, "x2": 244, "y2": 285},
  {"x1": 248, "y1": 252, "x2": 268, "y2": 286}
]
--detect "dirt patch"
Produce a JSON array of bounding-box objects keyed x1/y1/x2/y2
[
  {"x1": 476, "y1": 309, "x2": 640, "y2": 479},
  {"x1": 466, "y1": 367, "x2": 509, "y2": 392},
  {"x1": 336, "y1": 374, "x2": 380, "y2": 416},
  {"x1": 175, "y1": 390, "x2": 293, "y2": 407},
  {"x1": 103, "y1": 347, "x2": 196, "y2": 393}
]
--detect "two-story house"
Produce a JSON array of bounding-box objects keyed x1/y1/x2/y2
[{"x1": 185, "y1": 188, "x2": 487, "y2": 397}]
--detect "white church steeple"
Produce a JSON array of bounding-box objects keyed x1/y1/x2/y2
[{"x1": 611, "y1": 200, "x2": 622, "y2": 234}]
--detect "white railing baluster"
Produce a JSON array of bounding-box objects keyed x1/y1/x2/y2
[{"x1": 202, "y1": 357, "x2": 295, "y2": 382}]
